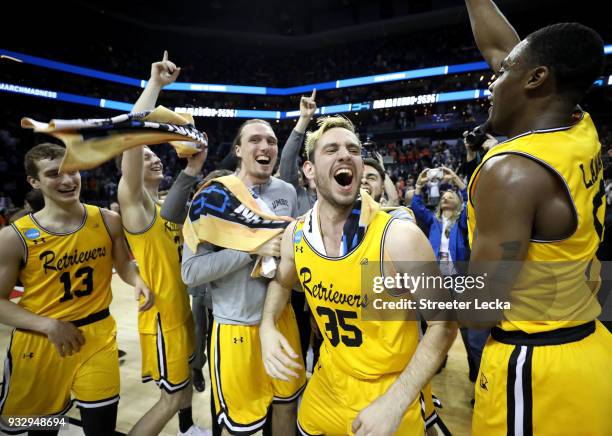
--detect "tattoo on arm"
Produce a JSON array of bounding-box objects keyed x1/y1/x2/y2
[{"x1": 500, "y1": 240, "x2": 522, "y2": 260}]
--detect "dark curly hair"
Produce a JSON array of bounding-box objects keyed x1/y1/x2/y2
[{"x1": 524, "y1": 22, "x2": 604, "y2": 104}]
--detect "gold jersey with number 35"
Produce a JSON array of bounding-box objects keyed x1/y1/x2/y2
[{"x1": 293, "y1": 211, "x2": 420, "y2": 379}]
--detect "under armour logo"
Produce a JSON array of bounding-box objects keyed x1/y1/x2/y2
[
  {"x1": 480, "y1": 373, "x2": 488, "y2": 391},
  {"x1": 295, "y1": 246, "x2": 303, "y2": 253},
  {"x1": 361, "y1": 294, "x2": 369, "y2": 308},
  {"x1": 22, "y1": 352, "x2": 34, "y2": 359},
  {"x1": 32, "y1": 238, "x2": 46, "y2": 245},
  {"x1": 233, "y1": 337, "x2": 244, "y2": 344}
]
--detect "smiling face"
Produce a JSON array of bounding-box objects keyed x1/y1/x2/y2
[
  {"x1": 143, "y1": 146, "x2": 164, "y2": 184},
  {"x1": 304, "y1": 127, "x2": 363, "y2": 208},
  {"x1": 235, "y1": 122, "x2": 278, "y2": 184},
  {"x1": 27, "y1": 157, "x2": 81, "y2": 206}
]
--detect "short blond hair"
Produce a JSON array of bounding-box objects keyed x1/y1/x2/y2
[{"x1": 305, "y1": 116, "x2": 359, "y2": 161}]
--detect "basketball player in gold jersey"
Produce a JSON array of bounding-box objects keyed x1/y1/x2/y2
[
  {"x1": 259, "y1": 116, "x2": 457, "y2": 435},
  {"x1": 465, "y1": 1, "x2": 612, "y2": 434},
  {"x1": 0, "y1": 143, "x2": 152, "y2": 435},
  {"x1": 118, "y1": 53, "x2": 209, "y2": 436}
]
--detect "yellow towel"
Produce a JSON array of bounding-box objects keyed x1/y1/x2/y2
[
  {"x1": 183, "y1": 175, "x2": 293, "y2": 254},
  {"x1": 21, "y1": 106, "x2": 207, "y2": 173}
]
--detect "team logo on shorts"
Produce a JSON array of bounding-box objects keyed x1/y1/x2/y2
[
  {"x1": 294, "y1": 230, "x2": 303, "y2": 244},
  {"x1": 25, "y1": 229, "x2": 41, "y2": 239}
]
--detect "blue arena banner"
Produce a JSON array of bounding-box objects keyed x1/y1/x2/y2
[
  {"x1": 0, "y1": 49, "x2": 141, "y2": 87},
  {"x1": 2, "y1": 81, "x2": 610, "y2": 119},
  {"x1": 3, "y1": 45, "x2": 611, "y2": 96}
]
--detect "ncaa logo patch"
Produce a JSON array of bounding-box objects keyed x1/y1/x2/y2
[
  {"x1": 293, "y1": 230, "x2": 303, "y2": 244},
  {"x1": 25, "y1": 229, "x2": 41, "y2": 239}
]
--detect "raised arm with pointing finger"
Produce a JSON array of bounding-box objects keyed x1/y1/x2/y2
[
  {"x1": 118, "y1": 50, "x2": 181, "y2": 232},
  {"x1": 117, "y1": 52, "x2": 210, "y2": 436},
  {"x1": 279, "y1": 89, "x2": 317, "y2": 214}
]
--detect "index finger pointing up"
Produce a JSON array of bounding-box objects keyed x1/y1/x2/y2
[
  {"x1": 163, "y1": 50, "x2": 169, "y2": 61},
  {"x1": 310, "y1": 88, "x2": 316, "y2": 100}
]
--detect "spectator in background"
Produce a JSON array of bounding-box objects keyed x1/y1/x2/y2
[
  {"x1": 0, "y1": 192, "x2": 12, "y2": 210},
  {"x1": 413, "y1": 166, "x2": 487, "y2": 387},
  {"x1": 24, "y1": 190, "x2": 44, "y2": 212},
  {"x1": 365, "y1": 151, "x2": 400, "y2": 207},
  {"x1": 412, "y1": 167, "x2": 468, "y2": 269},
  {"x1": 361, "y1": 157, "x2": 404, "y2": 210}
]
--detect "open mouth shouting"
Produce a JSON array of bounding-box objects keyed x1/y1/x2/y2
[
  {"x1": 333, "y1": 167, "x2": 354, "y2": 192},
  {"x1": 150, "y1": 163, "x2": 163, "y2": 173}
]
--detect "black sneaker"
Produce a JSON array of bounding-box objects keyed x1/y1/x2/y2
[{"x1": 192, "y1": 369, "x2": 205, "y2": 392}]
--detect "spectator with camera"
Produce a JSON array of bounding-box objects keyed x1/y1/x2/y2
[
  {"x1": 412, "y1": 167, "x2": 469, "y2": 270},
  {"x1": 460, "y1": 123, "x2": 499, "y2": 180},
  {"x1": 413, "y1": 166, "x2": 488, "y2": 392}
]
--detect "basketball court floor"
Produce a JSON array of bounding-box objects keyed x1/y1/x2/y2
[{"x1": 0, "y1": 275, "x2": 474, "y2": 435}]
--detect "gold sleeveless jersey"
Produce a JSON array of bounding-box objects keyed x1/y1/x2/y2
[
  {"x1": 124, "y1": 204, "x2": 191, "y2": 334},
  {"x1": 294, "y1": 211, "x2": 420, "y2": 379},
  {"x1": 467, "y1": 112, "x2": 604, "y2": 333},
  {"x1": 11, "y1": 204, "x2": 113, "y2": 321}
]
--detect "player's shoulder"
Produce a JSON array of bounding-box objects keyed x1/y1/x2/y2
[
  {"x1": 98, "y1": 206, "x2": 119, "y2": 221},
  {"x1": 282, "y1": 219, "x2": 299, "y2": 238},
  {"x1": 386, "y1": 215, "x2": 421, "y2": 237},
  {"x1": 479, "y1": 153, "x2": 552, "y2": 195},
  {"x1": 382, "y1": 217, "x2": 432, "y2": 259},
  {"x1": 0, "y1": 223, "x2": 22, "y2": 240},
  {"x1": 98, "y1": 207, "x2": 121, "y2": 234},
  {"x1": 0, "y1": 224, "x2": 26, "y2": 259}
]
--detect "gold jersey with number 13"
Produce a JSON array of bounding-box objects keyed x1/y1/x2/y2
[{"x1": 11, "y1": 204, "x2": 113, "y2": 321}]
